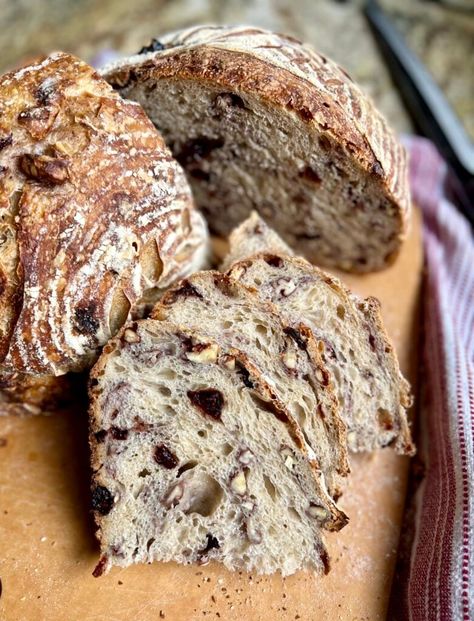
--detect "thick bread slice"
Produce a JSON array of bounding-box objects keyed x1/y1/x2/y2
[
  {"x1": 103, "y1": 25, "x2": 410, "y2": 273},
  {"x1": 0, "y1": 52, "x2": 208, "y2": 377},
  {"x1": 0, "y1": 372, "x2": 82, "y2": 416},
  {"x1": 89, "y1": 320, "x2": 347, "y2": 577},
  {"x1": 151, "y1": 271, "x2": 349, "y2": 497},
  {"x1": 226, "y1": 249, "x2": 413, "y2": 454},
  {"x1": 220, "y1": 211, "x2": 293, "y2": 271}
]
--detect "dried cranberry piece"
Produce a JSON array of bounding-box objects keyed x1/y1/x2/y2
[
  {"x1": 187, "y1": 389, "x2": 224, "y2": 421},
  {"x1": 91, "y1": 485, "x2": 114, "y2": 515},
  {"x1": 110, "y1": 427, "x2": 129, "y2": 440},
  {"x1": 154, "y1": 444, "x2": 179, "y2": 469}
]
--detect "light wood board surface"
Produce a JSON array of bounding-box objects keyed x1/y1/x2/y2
[{"x1": 0, "y1": 209, "x2": 423, "y2": 621}]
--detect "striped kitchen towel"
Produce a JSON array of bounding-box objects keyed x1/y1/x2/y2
[{"x1": 402, "y1": 136, "x2": 473, "y2": 621}]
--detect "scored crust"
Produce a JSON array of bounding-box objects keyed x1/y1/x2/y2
[
  {"x1": 0, "y1": 52, "x2": 208, "y2": 376},
  {"x1": 103, "y1": 25, "x2": 410, "y2": 273}
]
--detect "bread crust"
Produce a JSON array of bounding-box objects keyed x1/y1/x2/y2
[
  {"x1": 0, "y1": 52, "x2": 208, "y2": 376},
  {"x1": 103, "y1": 26, "x2": 410, "y2": 269}
]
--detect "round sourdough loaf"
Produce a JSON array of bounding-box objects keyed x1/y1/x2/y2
[
  {"x1": 0, "y1": 52, "x2": 208, "y2": 376},
  {"x1": 103, "y1": 25, "x2": 410, "y2": 273}
]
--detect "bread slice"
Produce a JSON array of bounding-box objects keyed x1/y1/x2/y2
[
  {"x1": 89, "y1": 320, "x2": 347, "y2": 577},
  {"x1": 220, "y1": 211, "x2": 293, "y2": 271},
  {"x1": 151, "y1": 271, "x2": 349, "y2": 497},
  {"x1": 0, "y1": 52, "x2": 208, "y2": 377},
  {"x1": 223, "y1": 224, "x2": 413, "y2": 453},
  {"x1": 102, "y1": 25, "x2": 410, "y2": 273}
]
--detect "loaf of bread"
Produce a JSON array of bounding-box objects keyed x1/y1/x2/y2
[
  {"x1": 224, "y1": 214, "x2": 414, "y2": 454},
  {"x1": 103, "y1": 25, "x2": 410, "y2": 273},
  {"x1": 152, "y1": 271, "x2": 349, "y2": 497},
  {"x1": 89, "y1": 320, "x2": 347, "y2": 577},
  {"x1": 0, "y1": 52, "x2": 208, "y2": 379}
]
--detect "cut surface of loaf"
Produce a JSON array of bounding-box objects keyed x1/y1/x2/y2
[
  {"x1": 0, "y1": 52, "x2": 208, "y2": 377},
  {"x1": 89, "y1": 320, "x2": 347, "y2": 577},
  {"x1": 151, "y1": 271, "x2": 349, "y2": 497},
  {"x1": 223, "y1": 218, "x2": 413, "y2": 453},
  {"x1": 103, "y1": 25, "x2": 410, "y2": 273}
]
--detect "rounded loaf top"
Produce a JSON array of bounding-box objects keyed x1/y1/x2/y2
[{"x1": 0, "y1": 52, "x2": 208, "y2": 375}]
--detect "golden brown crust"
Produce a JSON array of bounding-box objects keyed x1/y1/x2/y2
[{"x1": 0, "y1": 52, "x2": 207, "y2": 376}]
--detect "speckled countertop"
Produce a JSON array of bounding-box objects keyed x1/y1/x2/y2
[{"x1": 1, "y1": 0, "x2": 473, "y2": 137}]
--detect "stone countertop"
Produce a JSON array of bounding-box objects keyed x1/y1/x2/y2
[{"x1": 0, "y1": 0, "x2": 473, "y2": 138}]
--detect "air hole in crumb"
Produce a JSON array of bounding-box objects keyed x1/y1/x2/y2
[
  {"x1": 138, "y1": 468, "x2": 151, "y2": 478},
  {"x1": 132, "y1": 241, "x2": 138, "y2": 252},
  {"x1": 263, "y1": 476, "x2": 277, "y2": 501},
  {"x1": 177, "y1": 460, "x2": 198, "y2": 477},
  {"x1": 197, "y1": 429, "x2": 207, "y2": 438},
  {"x1": 288, "y1": 507, "x2": 300, "y2": 521},
  {"x1": 158, "y1": 385, "x2": 172, "y2": 397},
  {"x1": 147, "y1": 538, "x2": 155, "y2": 551},
  {"x1": 221, "y1": 443, "x2": 233, "y2": 456},
  {"x1": 336, "y1": 305, "x2": 345, "y2": 320},
  {"x1": 318, "y1": 134, "x2": 332, "y2": 151},
  {"x1": 183, "y1": 474, "x2": 223, "y2": 516}
]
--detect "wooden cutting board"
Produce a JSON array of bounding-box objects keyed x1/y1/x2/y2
[{"x1": 0, "y1": 209, "x2": 423, "y2": 621}]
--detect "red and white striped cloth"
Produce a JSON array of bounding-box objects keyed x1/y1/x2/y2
[{"x1": 402, "y1": 137, "x2": 474, "y2": 620}]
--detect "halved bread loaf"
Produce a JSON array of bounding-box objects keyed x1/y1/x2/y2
[
  {"x1": 0, "y1": 52, "x2": 208, "y2": 378},
  {"x1": 89, "y1": 320, "x2": 347, "y2": 577},
  {"x1": 223, "y1": 216, "x2": 413, "y2": 454},
  {"x1": 103, "y1": 25, "x2": 410, "y2": 273},
  {"x1": 151, "y1": 271, "x2": 349, "y2": 497}
]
